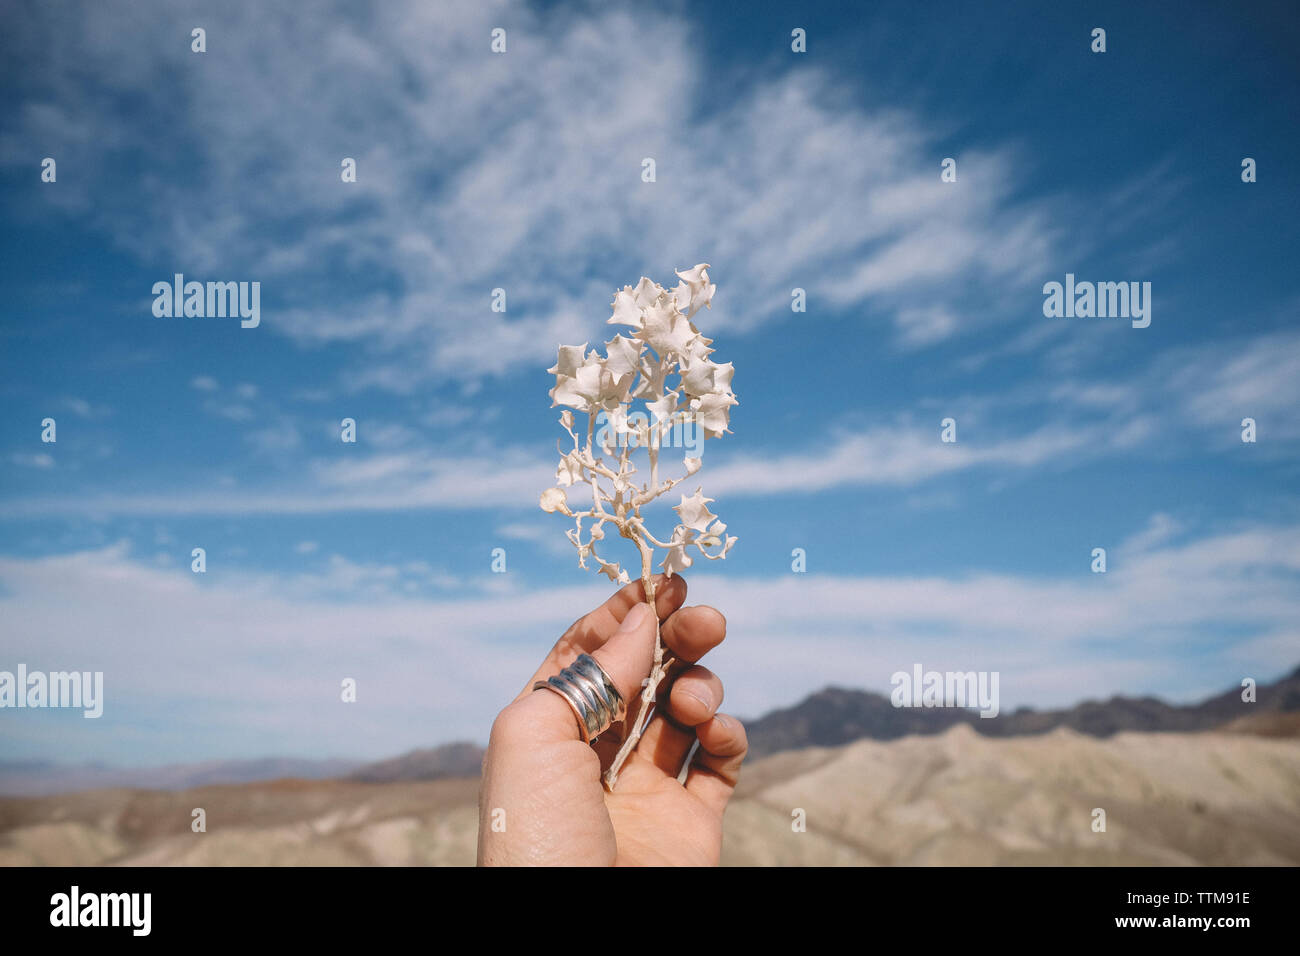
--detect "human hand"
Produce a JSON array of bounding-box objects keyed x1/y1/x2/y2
[{"x1": 477, "y1": 574, "x2": 747, "y2": 866}]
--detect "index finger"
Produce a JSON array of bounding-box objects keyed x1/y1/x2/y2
[
  {"x1": 597, "y1": 573, "x2": 688, "y2": 626},
  {"x1": 513, "y1": 574, "x2": 689, "y2": 702}
]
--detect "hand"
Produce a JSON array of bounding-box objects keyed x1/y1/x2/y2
[{"x1": 477, "y1": 574, "x2": 747, "y2": 866}]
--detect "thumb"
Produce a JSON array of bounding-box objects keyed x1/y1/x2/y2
[
  {"x1": 530, "y1": 601, "x2": 657, "y2": 742},
  {"x1": 588, "y1": 601, "x2": 657, "y2": 708}
]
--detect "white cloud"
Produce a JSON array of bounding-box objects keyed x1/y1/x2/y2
[
  {"x1": 1029, "y1": 329, "x2": 1300, "y2": 453},
  {"x1": 1120, "y1": 512, "x2": 1183, "y2": 555},
  {"x1": 1166, "y1": 330, "x2": 1300, "y2": 441},
  {"x1": 7, "y1": 316, "x2": 1294, "y2": 517},
  {"x1": 1, "y1": 520, "x2": 1296, "y2": 762},
  {"x1": 246, "y1": 419, "x2": 302, "y2": 456},
  {"x1": 705, "y1": 422, "x2": 1099, "y2": 497},
  {"x1": 496, "y1": 520, "x2": 575, "y2": 559},
  {"x1": 0, "y1": 449, "x2": 555, "y2": 517},
  {"x1": 0, "y1": 409, "x2": 1158, "y2": 517},
  {"x1": 204, "y1": 401, "x2": 256, "y2": 422},
  {"x1": 894, "y1": 305, "x2": 959, "y2": 349},
  {"x1": 61, "y1": 397, "x2": 111, "y2": 419},
  {"x1": 9, "y1": 453, "x2": 54, "y2": 470},
  {"x1": 2, "y1": 0, "x2": 1060, "y2": 387}
]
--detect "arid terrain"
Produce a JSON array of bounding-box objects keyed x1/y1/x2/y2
[{"x1": 4, "y1": 725, "x2": 1298, "y2": 866}]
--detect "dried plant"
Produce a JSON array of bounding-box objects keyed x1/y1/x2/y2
[{"x1": 540, "y1": 263, "x2": 738, "y2": 788}]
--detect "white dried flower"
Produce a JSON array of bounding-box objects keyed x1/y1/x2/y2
[
  {"x1": 541, "y1": 263, "x2": 738, "y2": 789},
  {"x1": 542, "y1": 263, "x2": 737, "y2": 579},
  {"x1": 539, "y1": 487, "x2": 570, "y2": 514}
]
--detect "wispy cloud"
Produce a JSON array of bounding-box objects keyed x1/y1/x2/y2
[
  {"x1": 707, "y1": 421, "x2": 1109, "y2": 497},
  {"x1": 9, "y1": 453, "x2": 55, "y2": 470},
  {"x1": 61, "y1": 397, "x2": 111, "y2": 419},
  {"x1": 1, "y1": 0, "x2": 1062, "y2": 389},
  {"x1": 2, "y1": 519, "x2": 1295, "y2": 762},
  {"x1": 6, "y1": 317, "x2": 1296, "y2": 519},
  {"x1": 0, "y1": 450, "x2": 553, "y2": 516},
  {"x1": 1165, "y1": 329, "x2": 1300, "y2": 442}
]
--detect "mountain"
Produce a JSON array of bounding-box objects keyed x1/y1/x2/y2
[
  {"x1": 4, "y1": 725, "x2": 1298, "y2": 866},
  {"x1": 0, "y1": 756, "x2": 362, "y2": 798},
  {"x1": 0, "y1": 742, "x2": 485, "y2": 798},
  {"x1": 744, "y1": 664, "x2": 1300, "y2": 758},
  {"x1": 347, "y1": 742, "x2": 485, "y2": 783},
  {"x1": 722, "y1": 724, "x2": 1300, "y2": 866},
  {"x1": 6, "y1": 665, "x2": 1295, "y2": 797}
]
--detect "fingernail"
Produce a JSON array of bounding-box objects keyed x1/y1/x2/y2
[
  {"x1": 714, "y1": 713, "x2": 731, "y2": 728},
  {"x1": 619, "y1": 602, "x2": 651, "y2": 634},
  {"x1": 683, "y1": 688, "x2": 712, "y2": 710}
]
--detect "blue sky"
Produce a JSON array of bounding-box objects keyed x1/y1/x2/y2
[{"x1": 1, "y1": 0, "x2": 1298, "y2": 765}]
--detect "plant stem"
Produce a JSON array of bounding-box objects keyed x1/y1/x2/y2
[{"x1": 603, "y1": 541, "x2": 670, "y2": 790}]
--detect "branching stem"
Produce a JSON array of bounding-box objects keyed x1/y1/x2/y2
[{"x1": 603, "y1": 537, "x2": 672, "y2": 791}]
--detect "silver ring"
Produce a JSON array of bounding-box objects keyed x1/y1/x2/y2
[{"x1": 532, "y1": 653, "x2": 626, "y2": 744}]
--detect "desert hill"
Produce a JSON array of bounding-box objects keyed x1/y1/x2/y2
[
  {"x1": 3, "y1": 726, "x2": 1297, "y2": 866},
  {"x1": 7, "y1": 667, "x2": 1294, "y2": 797},
  {"x1": 743, "y1": 665, "x2": 1300, "y2": 757}
]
